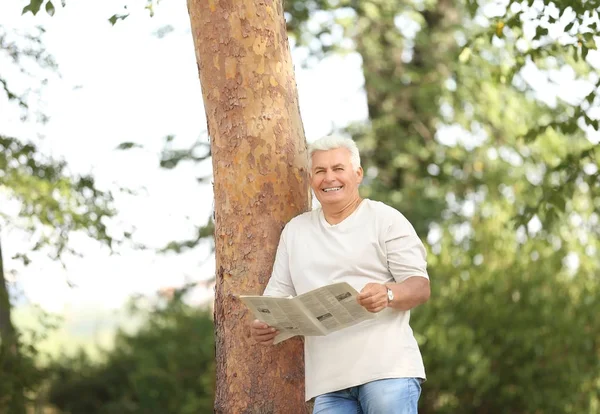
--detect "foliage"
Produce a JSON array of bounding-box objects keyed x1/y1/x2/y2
[
  {"x1": 284, "y1": 0, "x2": 599, "y2": 227},
  {"x1": 285, "y1": 0, "x2": 600, "y2": 411},
  {"x1": 21, "y1": 0, "x2": 159, "y2": 26},
  {"x1": 1, "y1": 17, "x2": 117, "y2": 414},
  {"x1": 115, "y1": 134, "x2": 214, "y2": 254},
  {"x1": 0, "y1": 135, "x2": 117, "y2": 262},
  {"x1": 0, "y1": 24, "x2": 56, "y2": 116},
  {"x1": 2, "y1": 12, "x2": 211, "y2": 410},
  {"x1": 0, "y1": 326, "x2": 50, "y2": 412},
  {"x1": 413, "y1": 169, "x2": 600, "y2": 412},
  {"x1": 47, "y1": 287, "x2": 215, "y2": 414},
  {"x1": 1, "y1": 14, "x2": 119, "y2": 262},
  {"x1": 0, "y1": 302, "x2": 60, "y2": 413}
]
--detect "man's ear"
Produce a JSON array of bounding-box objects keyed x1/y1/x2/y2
[{"x1": 356, "y1": 167, "x2": 364, "y2": 184}]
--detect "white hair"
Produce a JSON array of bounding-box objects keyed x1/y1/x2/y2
[{"x1": 308, "y1": 135, "x2": 361, "y2": 172}]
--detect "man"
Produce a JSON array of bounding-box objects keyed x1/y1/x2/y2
[{"x1": 250, "y1": 135, "x2": 430, "y2": 413}]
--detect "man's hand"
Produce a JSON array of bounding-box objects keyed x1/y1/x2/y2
[
  {"x1": 357, "y1": 283, "x2": 388, "y2": 313},
  {"x1": 250, "y1": 319, "x2": 279, "y2": 346}
]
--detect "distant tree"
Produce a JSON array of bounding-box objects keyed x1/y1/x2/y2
[
  {"x1": 1, "y1": 21, "x2": 117, "y2": 413},
  {"x1": 48, "y1": 286, "x2": 215, "y2": 413}
]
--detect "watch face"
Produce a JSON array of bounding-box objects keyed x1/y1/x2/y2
[{"x1": 387, "y1": 288, "x2": 394, "y2": 301}]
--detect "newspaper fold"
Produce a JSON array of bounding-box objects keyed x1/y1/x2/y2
[{"x1": 240, "y1": 282, "x2": 376, "y2": 344}]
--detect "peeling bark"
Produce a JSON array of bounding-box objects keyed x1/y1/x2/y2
[{"x1": 187, "y1": 1, "x2": 310, "y2": 412}]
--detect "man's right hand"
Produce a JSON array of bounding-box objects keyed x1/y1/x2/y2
[{"x1": 250, "y1": 319, "x2": 279, "y2": 346}]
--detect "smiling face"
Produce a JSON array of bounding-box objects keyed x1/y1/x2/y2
[{"x1": 310, "y1": 147, "x2": 363, "y2": 207}]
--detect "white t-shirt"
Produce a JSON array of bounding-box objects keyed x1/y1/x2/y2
[{"x1": 263, "y1": 199, "x2": 429, "y2": 401}]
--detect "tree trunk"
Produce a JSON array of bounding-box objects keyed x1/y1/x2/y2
[
  {"x1": 0, "y1": 235, "x2": 26, "y2": 414},
  {"x1": 187, "y1": 1, "x2": 311, "y2": 412},
  {"x1": 0, "y1": 236, "x2": 15, "y2": 354}
]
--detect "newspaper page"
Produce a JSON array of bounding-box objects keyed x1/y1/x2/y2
[
  {"x1": 241, "y1": 282, "x2": 376, "y2": 344},
  {"x1": 239, "y1": 295, "x2": 326, "y2": 344},
  {"x1": 295, "y1": 282, "x2": 376, "y2": 334}
]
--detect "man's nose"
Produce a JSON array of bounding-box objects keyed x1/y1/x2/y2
[{"x1": 324, "y1": 170, "x2": 335, "y2": 181}]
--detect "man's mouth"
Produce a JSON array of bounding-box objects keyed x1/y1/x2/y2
[{"x1": 322, "y1": 186, "x2": 342, "y2": 192}]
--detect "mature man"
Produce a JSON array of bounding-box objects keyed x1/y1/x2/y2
[{"x1": 250, "y1": 135, "x2": 430, "y2": 413}]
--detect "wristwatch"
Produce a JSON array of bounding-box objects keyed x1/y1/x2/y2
[{"x1": 386, "y1": 286, "x2": 394, "y2": 304}]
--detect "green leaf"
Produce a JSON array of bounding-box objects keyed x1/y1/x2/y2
[
  {"x1": 22, "y1": 0, "x2": 44, "y2": 15},
  {"x1": 466, "y1": 0, "x2": 478, "y2": 17},
  {"x1": 586, "y1": 37, "x2": 597, "y2": 51},
  {"x1": 115, "y1": 141, "x2": 142, "y2": 150},
  {"x1": 108, "y1": 13, "x2": 129, "y2": 25},
  {"x1": 565, "y1": 21, "x2": 575, "y2": 32},
  {"x1": 545, "y1": 206, "x2": 558, "y2": 228},
  {"x1": 12, "y1": 253, "x2": 32, "y2": 266},
  {"x1": 534, "y1": 26, "x2": 549, "y2": 40},
  {"x1": 45, "y1": 0, "x2": 55, "y2": 16},
  {"x1": 523, "y1": 127, "x2": 541, "y2": 143},
  {"x1": 550, "y1": 191, "x2": 566, "y2": 213},
  {"x1": 560, "y1": 120, "x2": 578, "y2": 134},
  {"x1": 585, "y1": 90, "x2": 596, "y2": 104}
]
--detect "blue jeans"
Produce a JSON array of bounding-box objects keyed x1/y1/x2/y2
[{"x1": 313, "y1": 378, "x2": 422, "y2": 414}]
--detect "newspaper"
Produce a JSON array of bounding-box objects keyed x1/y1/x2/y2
[{"x1": 240, "y1": 282, "x2": 376, "y2": 344}]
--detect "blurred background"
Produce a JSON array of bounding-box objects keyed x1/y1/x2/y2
[{"x1": 1, "y1": 0, "x2": 599, "y2": 412}]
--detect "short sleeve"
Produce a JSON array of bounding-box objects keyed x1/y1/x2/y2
[
  {"x1": 263, "y1": 226, "x2": 297, "y2": 297},
  {"x1": 385, "y1": 212, "x2": 429, "y2": 283}
]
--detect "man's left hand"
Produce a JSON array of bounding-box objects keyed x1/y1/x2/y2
[{"x1": 357, "y1": 283, "x2": 388, "y2": 313}]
